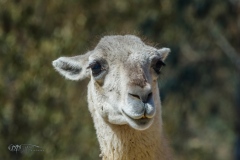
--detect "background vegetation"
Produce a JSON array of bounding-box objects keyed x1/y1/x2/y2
[{"x1": 0, "y1": 0, "x2": 239, "y2": 159}]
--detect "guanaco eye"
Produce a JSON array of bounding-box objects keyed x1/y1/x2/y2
[
  {"x1": 88, "y1": 61, "x2": 102, "y2": 77},
  {"x1": 153, "y1": 60, "x2": 165, "y2": 74}
]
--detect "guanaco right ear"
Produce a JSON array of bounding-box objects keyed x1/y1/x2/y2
[
  {"x1": 158, "y1": 48, "x2": 170, "y2": 61},
  {"x1": 52, "y1": 51, "x2": 92, "y2": 81}
]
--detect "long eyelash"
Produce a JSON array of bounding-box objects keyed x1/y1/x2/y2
[
  {"x1": 87, "y1": 61, "x2": 97, "y2": 69},
  {"x1": 158, "y1": 61, "x2": 166, "y2": 66}
]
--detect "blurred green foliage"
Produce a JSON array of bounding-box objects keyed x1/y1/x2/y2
[{"x1": 0, "y1": 0, "x2": 239, "y2": 160}]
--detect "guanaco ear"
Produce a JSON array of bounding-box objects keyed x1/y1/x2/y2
[
  {"x1": 52, "y1": 51, "x2": 92, "y2": 81},
  {"x1": 158, "y1": 48, "x2": 170, "y2": 61}
]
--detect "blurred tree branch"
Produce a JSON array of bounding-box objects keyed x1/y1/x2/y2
[{"x1": 210, "y1": 22, "x2": 240, "y2": 71}]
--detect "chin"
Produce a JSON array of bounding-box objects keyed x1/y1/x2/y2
[{"x1": 126, "y1": 117, "x2": 154, "y2": 130}]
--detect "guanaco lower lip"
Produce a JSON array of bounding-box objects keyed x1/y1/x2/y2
[{"x1": 122, "y1": 109, "x2": 152, "y2": 120}]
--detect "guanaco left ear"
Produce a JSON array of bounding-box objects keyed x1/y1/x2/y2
[
  {"x1": 158, "y1": 48, "x2": 170, "y2": 61},
  {"x1": 52, "y1": 51, "x2": 92, "y2": 81}
]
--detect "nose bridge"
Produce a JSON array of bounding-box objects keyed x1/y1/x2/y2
[
  {"x1": 128, "y1": 63, "x2": 148, "y2": 88},
  {"x1": 126, "y1": 60, "x2": 153, "y2": 102}
]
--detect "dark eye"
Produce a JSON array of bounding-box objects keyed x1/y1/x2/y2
[
  {"x1": 88, "y1": 61, "x2": 102, "y2": 77},
  {"x1": 153, "y1": 60, "x2": 165, "y2": 74}
]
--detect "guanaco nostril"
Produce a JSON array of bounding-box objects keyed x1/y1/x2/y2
[
  {"x1": 147, "y1": 92, "x2": 152, "y2": 100},
  {"x1": 143, "y1": 92, "x2": 152, "y2": 103},
  {"x1": 129, "y1": 93, "x2": 141, "y2": 100}
]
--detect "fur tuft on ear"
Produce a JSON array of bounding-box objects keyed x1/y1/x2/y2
[
  {"x1": 52, "y1": 52, "x2": 92, "y2": 81},
  {"x1": 158, "y1": 48, "x2": 170, "y2": 61}
]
